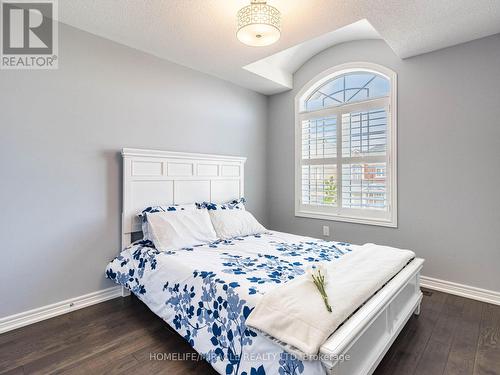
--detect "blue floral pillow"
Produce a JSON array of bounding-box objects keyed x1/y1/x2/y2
[
  {"x1": 139, "y1": 204, "x2": 193, "y2": 222},
  {"x1": 195, "y1": 197, "x2": 246, "y2": 210}
]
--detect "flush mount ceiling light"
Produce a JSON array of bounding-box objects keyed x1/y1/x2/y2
[{"x1": 237, "y1": 0, "x2": 281, "y2": 47}]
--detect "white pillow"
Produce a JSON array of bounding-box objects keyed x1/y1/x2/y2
[
  {"x1": 209, "y1": 209, "x2": 266, "y2": 239},
  {"x1": 146, "y1": 209, "x2": 217, "y2": 251},
  {"x1": 139, "y1": 203, "x2": 196, "y2": 242}
]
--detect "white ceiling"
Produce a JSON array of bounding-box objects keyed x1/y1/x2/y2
[
  {"x1": 58, "y1": 0, "x2": 500, "y2": 95},
  {"x1": 242, "y1": 19, "x2": 381, "y2": 93}
]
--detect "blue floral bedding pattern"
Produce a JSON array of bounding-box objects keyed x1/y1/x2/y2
[
  {"x1": 105, "y1": 231, "x2": 352, "y2": 375},
  {"x1": 140, "y1": 203, "x2": 196, "y2": 219},
  {"x1": 196, "y1": 197, "x2": 246, "y2": 210}
]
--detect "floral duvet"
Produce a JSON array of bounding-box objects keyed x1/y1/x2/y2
[{"x1": 105, "y1": 231, "x2": 353, "y2": 375}]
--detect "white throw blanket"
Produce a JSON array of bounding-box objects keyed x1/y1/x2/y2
[{"x1": 246, "y1": 243, "x2": 415, "y2": 358}]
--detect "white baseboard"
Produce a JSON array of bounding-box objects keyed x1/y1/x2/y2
[
  {"x1": 0, "y1": 286, "x2": 123, "y2": 334},
  {"x1": 421, "y1": 276, "x2": 500, "y2": 306}
]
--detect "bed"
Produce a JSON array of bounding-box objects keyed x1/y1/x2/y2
[{"x1": 107, "y1": 148, "x2": 424, "y2": 375}]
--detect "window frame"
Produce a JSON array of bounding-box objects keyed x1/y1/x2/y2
[{"x1": 295, "y1": 62, "x2": 398, "y2": 227}]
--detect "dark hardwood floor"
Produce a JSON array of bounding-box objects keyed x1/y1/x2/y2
[{"x1": 1, "y1": 289, "x2": 499, "y2": 374}]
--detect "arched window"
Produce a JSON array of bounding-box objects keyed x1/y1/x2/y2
[{"x1": 295, "y1": 63, "x2": 397, "y2": 227}]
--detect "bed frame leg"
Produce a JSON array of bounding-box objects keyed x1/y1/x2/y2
[
  {"x1": 414, "y1": 302, "x2": 421, "y2": 316},
  {"x1": 121, "y1": 286, "x2": 131, "y2": 297}
]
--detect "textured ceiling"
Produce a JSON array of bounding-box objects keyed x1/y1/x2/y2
[
  {"x1": 58, "y1": 0, "x2": 500, "y2": 95},
  {"x1": 243, "y1": 19, "x2": 381, "y2": 93}
]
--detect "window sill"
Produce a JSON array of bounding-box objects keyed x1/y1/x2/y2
[{"x1": 295, "y1": 210, "x2": 397, "y2": 228}]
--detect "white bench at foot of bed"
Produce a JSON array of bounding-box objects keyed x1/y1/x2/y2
[{"x1": 320, "y1": 258, "x2": 424, "y2": 375}]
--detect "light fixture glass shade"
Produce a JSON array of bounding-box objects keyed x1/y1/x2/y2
[{"x1": 237, "y1": 1, "x2": 281, "y2": 47}]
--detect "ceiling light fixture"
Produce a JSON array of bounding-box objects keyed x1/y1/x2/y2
[{"x1": 237, "y1": 0, "x2": 281, "y2": 47}]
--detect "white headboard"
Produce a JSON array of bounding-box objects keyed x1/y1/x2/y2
[{"x1": 121, "y1": 148, "x2": 246, "y2": 248}]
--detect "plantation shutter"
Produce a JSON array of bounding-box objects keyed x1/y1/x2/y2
[
  {"x1": 301, "y1": 116, "x2": 338, "y2": 207},
  {"x1": 341, "y1": 108, "x2": 388, "y2": 210}
]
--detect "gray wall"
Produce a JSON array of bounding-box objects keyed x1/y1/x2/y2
[
  {"x1": 0, "y1": 24, "x2": 268, "y2": 317},
  {"x1": 267, "y1": 35, "x2": 500, "y2": 292}
]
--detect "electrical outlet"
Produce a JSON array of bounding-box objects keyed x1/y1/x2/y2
[{"x1": 322, "y1": 225, "x2": 330, "y2": 237}]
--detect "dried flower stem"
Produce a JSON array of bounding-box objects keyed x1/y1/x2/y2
[{"x1": 312, "y1": 271, "x2": 332, "y2": 313}]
